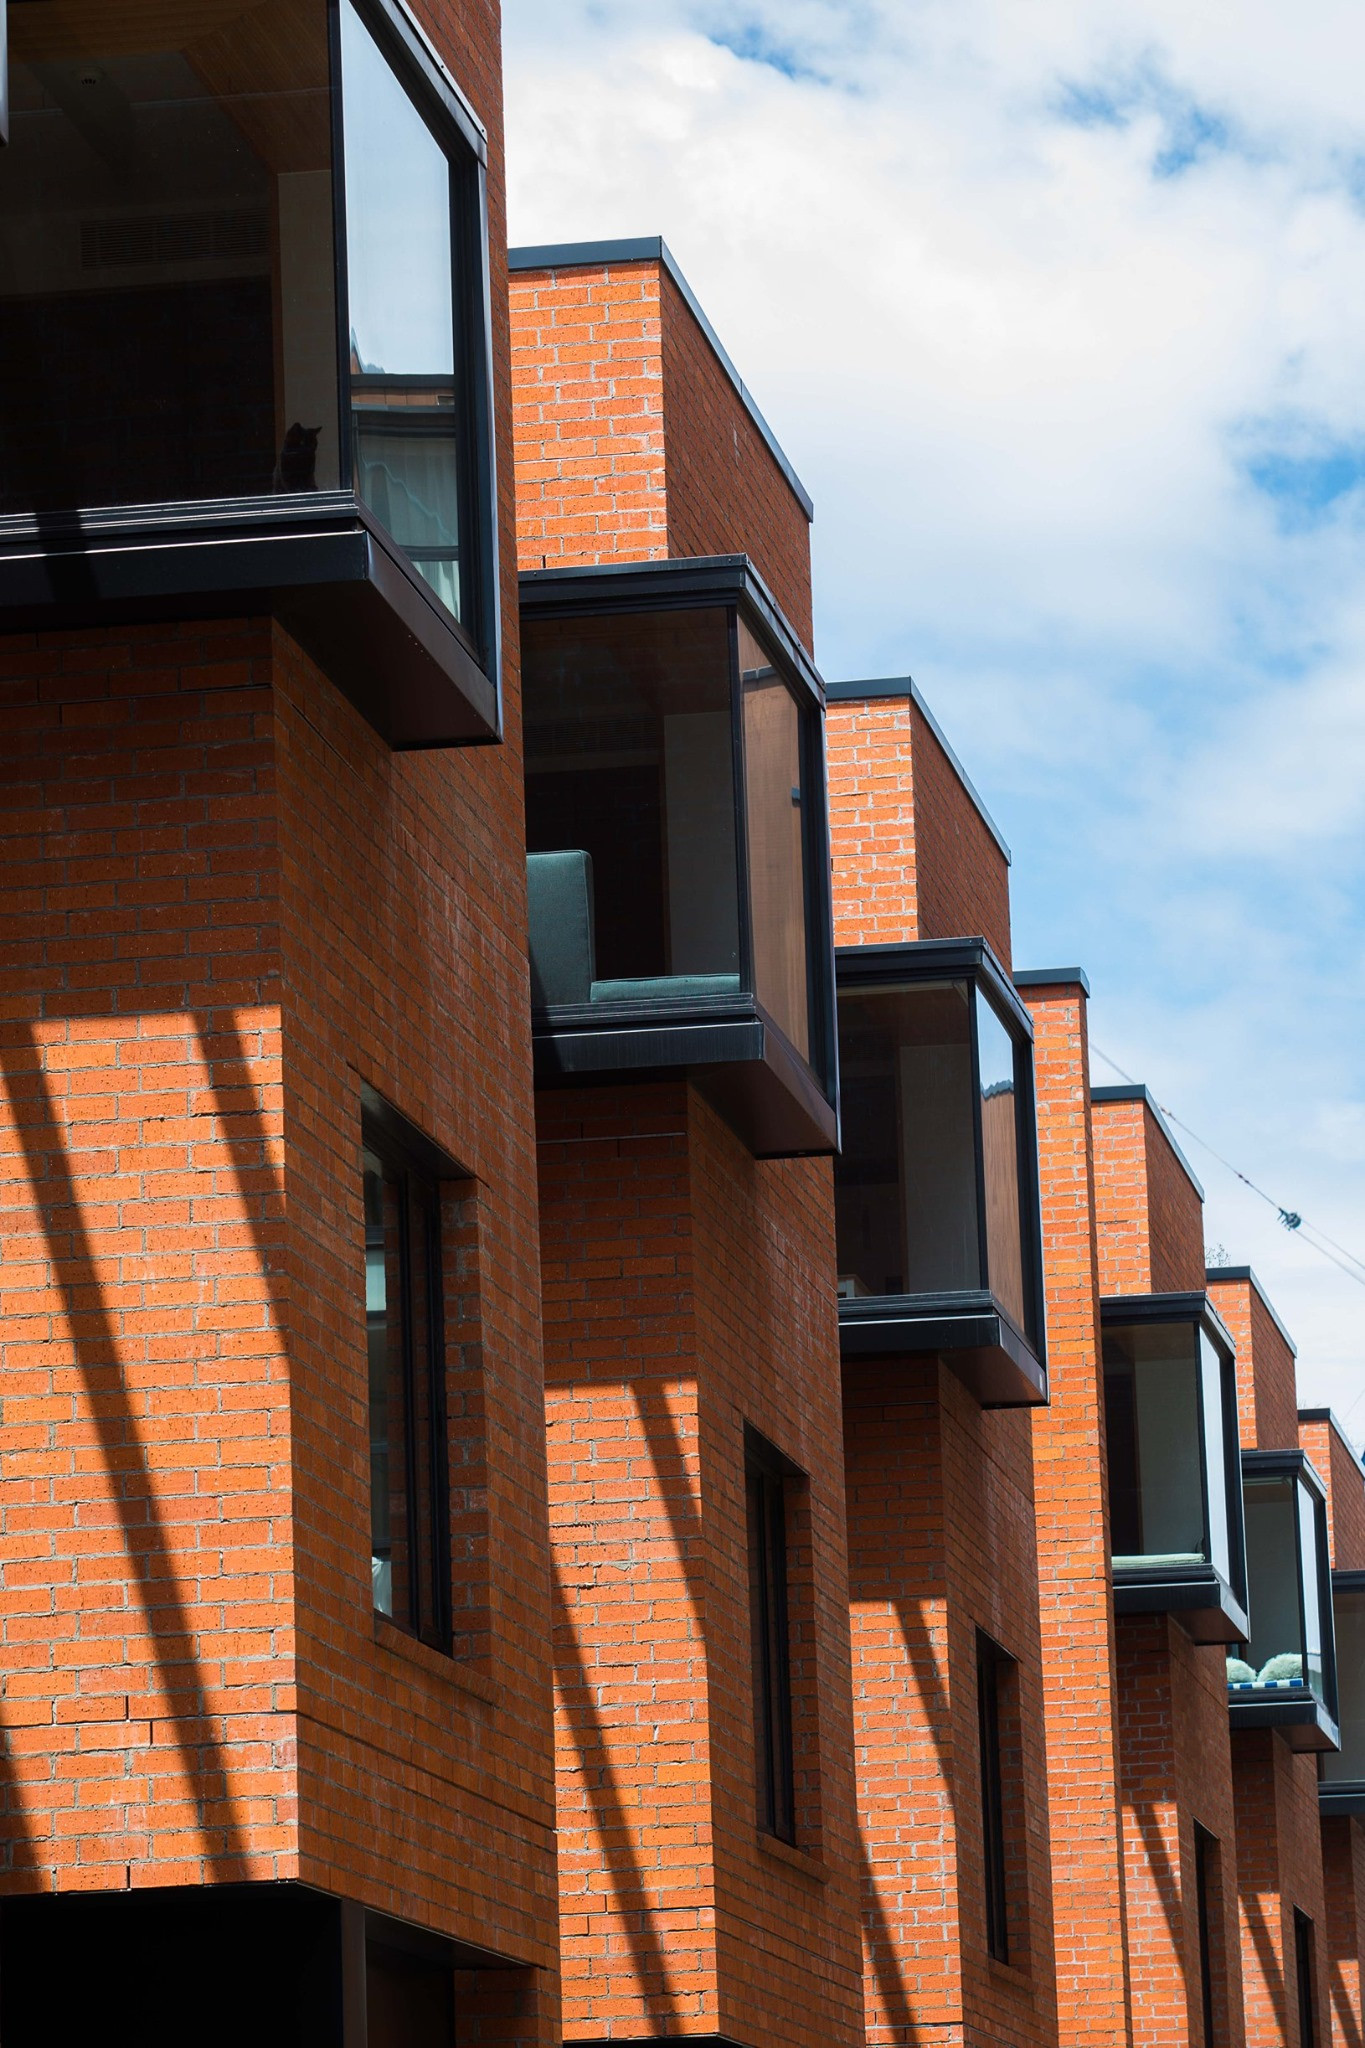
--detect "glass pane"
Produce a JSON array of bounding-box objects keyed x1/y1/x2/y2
[
  {"x1": 341, "y1": 0, "x2": 462, "y2": 620},
  {"x1": 1103, "y1": 1321, "x2": 1206, "y2": 1567},
  {"x1": 523, "y1": 608, "x2": 741, "y2": 1004},
  {"x1": 365, "y1": 1148, "x2": 406, "y2": 1621},
  {"x1": 977, "y1": 993, "x2": 1025, "y2": 1330},
  {"x1": 835, "y1": 981, "x2": 979, "y2": 1297},
  {"x1": 1298, "y1": 1479, "x2": 1325, "y2": 1704},
  {"x1": 740, "y1": 620, "x2": 811, "y2": 1059},
  {"x1": 406, "y1": 1178, "x2": 441, "y2": 1640},
  {"x1": 1324, "y1": 1587, "x2": 1365, "y2": 1782},
  {"x1": 1199, "y1": 1331, "x2": 1232, "y2": 1586},
  {"x1": 0, "y1": 0, "x2": 338, "y2": 513},
  {"x1": 1238, "y1": 1476, "x2": 1307, "y2": 1686}
]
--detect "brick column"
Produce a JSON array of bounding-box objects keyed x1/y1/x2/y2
[{"x1": 1021, "y1": 978, "x2": 1134, "y2": 2047}]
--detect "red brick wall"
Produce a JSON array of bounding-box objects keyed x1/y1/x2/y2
[
  {"x1": 844, "y1": 1361, "x2": 1057, "y2": 2048},
  {"x1": 658, "y1": 266, "x2": 813, "y2": 648},
  {"x1": 536, "y1": 1082, "x2": 863, "y2": 2048},
  {"x1": 510, "y1": 260, "x2": 667, "y2": 572},
  {"x1": 1207, "y1": 1275, "x2": 1298, "y2": 1453},
  {"x1": 1322, "y1": 1817, "x2": 1365, "y2": 2047},
  {"x1": 1233, "y1": 1732, "x2": 1329, "y2": 2048},
  {"x1": 1116, "y1": 1616, "x2": 1244, "y2": 2048},
  {"x1": 0, "y1": 6, "x2": 564, "y2": 2034},
  {"x1": 1023, "y1": 981, "x2": 1134, "y2": 2047},
  {"x1": 509, "y1": 256, "x2": 814, "y2": 645},
  {"x1": 827, "y1": 697, "x2": 1011, "y2": 959},
  {"x1": 1092, "y1": 1099, "x2": 1204, "y2": 1297},
  {"x1": 1297, "y1": 1414, "x2": 1365, "y2": 1570}
]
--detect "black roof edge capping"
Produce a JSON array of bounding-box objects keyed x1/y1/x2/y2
[
  {"x1": 1090, "y1": 1082, "x2": 1205, "y2": 1201},
  {"x1": 506, "y1": 235, "x2": 815, "y2": 522},
  {"x1": 1014, "y1": 966, "x2": 1092, "y2": 998},
  {"x1": 825, "y1": 675, "x2": 1012, "y2": 866}
]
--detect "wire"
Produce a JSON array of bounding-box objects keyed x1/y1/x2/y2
[{"x1": 1090, "y1": 1041, "x2": 1365, "y2": 1295}]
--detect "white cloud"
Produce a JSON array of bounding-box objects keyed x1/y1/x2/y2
[{"x1": 503, "y1": 0, "x2": 1365, "y2": 1425}]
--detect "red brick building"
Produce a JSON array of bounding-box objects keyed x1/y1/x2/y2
[{"x1": 3, "y1": 16, "x2": 1364, "y2": 2045}]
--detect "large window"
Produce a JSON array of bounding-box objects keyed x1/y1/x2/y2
[
  {"x1": 1322, "y1": 1574, "x2": 1365, "y2": 1802},
  {"x1": 522, "y1": 571, "x2": 833, "y2": 1098},
  {"x1": 834, "y1": 945, "x2": 1042, "y2": 1349},
  {"x1": 746, "y1": 1431, "x2": 797, "y2": 1845},
  {"x1": 1228, "y1": 1452, "x2": 1337, "y2": 1747},
  {"x1": 364, "y1": 1110, "x2": 451, "y2": 1652},
  {"x1": 1102, "y1": 1305, "x2": 1242, "y2": 1599},
  {"x1": 0, "y1": 0, "x2": 491, "y2": 642}
]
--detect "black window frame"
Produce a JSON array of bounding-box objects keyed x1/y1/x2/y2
[
  {"x1": 1230, "y1": 1448, "x2": 1339, "y2": 1752},
  {"x1": 0, "y1": 0, "x2": 501, "y2": 750},
  {"x1": 834, "y1": 936, "x2": 1046, "y2": 1409},
  {"x1": 745, "y1": 1427, "x2": 800, "y2": 1845},
  {"x1": 1100, "y1": 1292, "x2": 1249, "y2": 1644},
  {"x1": 1294, "y1": 1908, "x2": 1318, "y2": 2048},
  {"x1": 976, "y1": 1630, "x2": 1013, "y2": 1964},
  {"x1": 521, "y1": 554, "x2": 838, "y2": 1161},
  {"x1": 362, "y1": 1089, "x2": 463, "y2": 1655}
]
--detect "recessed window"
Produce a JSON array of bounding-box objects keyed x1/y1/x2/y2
[
  {"x1": 364, "y1": 1108, "x2": 453, "y2": 1653},
  {"x1": 976, "y1": 1632, "x2": 1015, "y2": 1964},
  {"x1": 1194, "y1": 1824, "x2": 1221, "y2": 2047},
  {"x1": 746, "y1": 1432, "x2": 798, "y2": 1844},
  {"x1": 1294, "y1": 1909, "x2": 1318, "y2": 2048}
]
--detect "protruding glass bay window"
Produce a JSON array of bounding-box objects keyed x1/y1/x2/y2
[
  {"x1": 1101, "y1": 1295, "x2": 1248, "y2": 1641},
  {"x1": 834, "y1": 939, "x2": 1045, "y2": 1406},
  {"x1": 1228, "y1": 1451, "x2": 1338, "y2": 1750},
  {"x1": 522, "y1": 557, "x2": 838, "y2": 1159},
  {"x1": 0, "y1": 0, "x2": 499, "y2": 746},
  {"x1": 1322, "y1": 1573, "x2": 1365, "y2": 1812}
]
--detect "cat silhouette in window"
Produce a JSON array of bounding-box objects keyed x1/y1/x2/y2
[{"x1": 275, "y1": 423, "x2": 321, "y2": 493}]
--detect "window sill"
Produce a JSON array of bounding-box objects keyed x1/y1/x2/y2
[
  {"x1": 986, "y1": 1953, "x2": 1033, "y2": 1986},
  {"x1": 372, "y1": 1611, "x2": 499, "y2": 1707},
  {"x1": 756, "y1": 1831, "x2": 828, "y2": 1885}
]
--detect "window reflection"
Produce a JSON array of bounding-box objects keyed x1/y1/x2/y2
[
  {"x1": 0, "y1": 0, "x2": 338, "y2": 513},
  {"x1": 740, "y1": 619, "x2": 811, "y2": 1059},
  {"x1": 1104, "y1": 1319, "x2": 1232, "y2": 1581},
  {"x1": 1231, "y1": 1474, "x2": 1324, "y2": 1702},
  {"x1": 340, "y1": 0, "x2": 463, "y2": 619},
  {"x1": 1324, "y1": 1584, "x2": 1365, "y2": 1786},
  {"x1": 836, "y1": 980, "x2": 980, "y2": 1299},
  {"x1": 524, "y1": 607, "x2": 741, "y2": 1004},
  {"x1": 977, "y1": 994, "x2": 1024, "y2": 1330}
]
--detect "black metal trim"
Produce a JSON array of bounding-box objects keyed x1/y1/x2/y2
[
  {"x1": 836, "y1": 936, "x2": 1034, "y2": 1039},
  {"x1": 1319, "y1": 1782, "x2": 1365, "y2": 1818},
  {"x1": 353, "y1": 0, "x2": 488, "y2": 161},
  {"x1": 1100, "y1": 1292, "x2": 1237, "y2": 1359},
  {"x1": 839, "y1": 1292, "x2": 1047, "y2": 1408},
  {"x1": 0, "y1": 496, "x2": 498, "y2": 748},
  {"x1": 1014, "y1": 966, "x2": 1092, "y2": 997},
  {"x1": 0, "y1": 0, "x2": 9, "y2": 149},
  {"x1": 520, "y1": 554, "x2": 824, "y2": 710},
  {"x1": 1229, "y1": 1692, "x2": 1340, "y2": 1751},
  {"x1": 1113, "y1": 1564, "x2": 1249, "y2": 1644},
  {"x1": 1236, "y1": 1446, "x2": 1340, "y2": 1742}
]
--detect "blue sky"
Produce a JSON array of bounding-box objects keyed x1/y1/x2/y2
[{"x1": 502, "y1": 0, "x2": 1365, "y2": 1434}]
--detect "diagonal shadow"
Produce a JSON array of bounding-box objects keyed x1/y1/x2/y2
[
  {"x1": 0, "y1": 1027, "x2": 248, "y2": 1880},
  {"x1": 1329, "y1": 1957, "x2": 1365, "y2": 2048},
  {"x1": 1127, "y1": 1799, "x2": 1193, "y2": 2022},
  {"x1": 857, "y1": 1827, "x2": 925, "y2": 2048},
  {"x1": 549, "y1": 1559, "x2": 681, "y2": 2031},
  {"x1": 1241, "y1": 1889, "x2": 1289, "y2": 2047}
]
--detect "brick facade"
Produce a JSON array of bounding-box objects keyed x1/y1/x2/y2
[
  {"x1": 1022, "y1": 979, "x2": 1134, "y2": 2048},
  {"x1": 1091, "y1": 1094, "x2": 1206, "y2": 1298}
]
